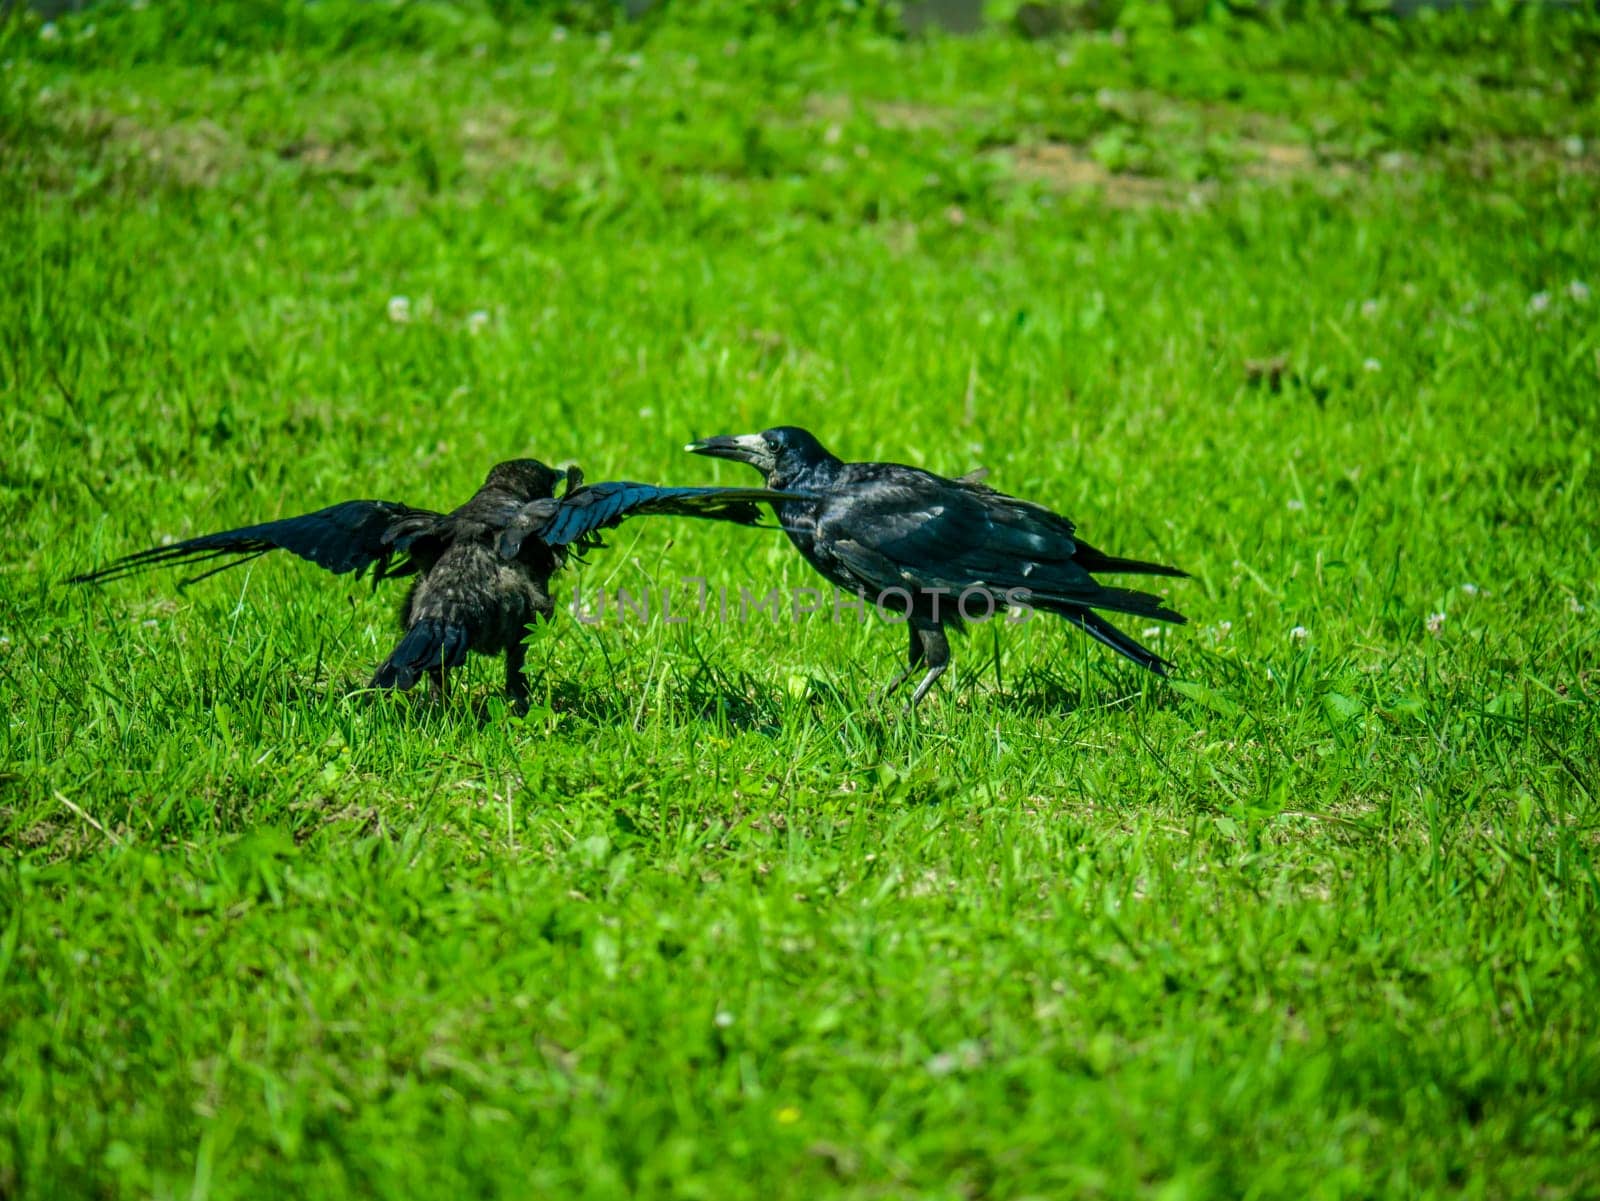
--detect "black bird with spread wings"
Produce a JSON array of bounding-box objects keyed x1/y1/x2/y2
[
  {"x1": 688, "y1": 427, "x2": 1188, "y2": 707},
  {"x1": 70, "y1": 460, "x2": 800, "y2": 708}
]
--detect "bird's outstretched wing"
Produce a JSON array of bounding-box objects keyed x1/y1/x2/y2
[
  {"x1": 495, "y1": 498, "x2": 564, "y2": 561},
  {"x1": 68, "y1": 500, "x2": 444, "y2": 588},
  {"x1": 498, "y1": 483, "x2": 811, "y2": 559}
]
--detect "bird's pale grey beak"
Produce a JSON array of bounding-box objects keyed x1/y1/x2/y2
[{"x1": 685, "y1": 433, "x2": 774, "y2": 474}]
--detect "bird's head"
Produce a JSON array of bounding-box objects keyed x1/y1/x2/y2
[
  {"x1": 484, "y1": 459, "x2": 564, "y2": 502},
  {"x1": 685, "y1": 426, "x2": 836, "y2": 486}
]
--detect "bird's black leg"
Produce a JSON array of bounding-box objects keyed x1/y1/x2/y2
[
  {"x1": 876, "y1": 621, "x2": 926, "y2": 699},
  {"x1": 906, "y1": 624, "x2": 951, "y2": 709},
  {"x1": 504, "y1": 629, "x2": 531, "y2": 714},
  {"x1": 427, "y1": 666, "x2": 446, "y2": 705}
]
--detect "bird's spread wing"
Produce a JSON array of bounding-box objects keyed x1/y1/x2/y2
[
  {"x1": 496, "y1": 499, "x2": 564, "y2": 560},
  {"x1": 493, "y1": 463, "x2": 591, "y2": 558},
  {"x1": 500, "y1": 483, "x2": 811, "y2": 558},
  {"x1": 69, "y1": 500, "x2": 444, "y2": 588}
]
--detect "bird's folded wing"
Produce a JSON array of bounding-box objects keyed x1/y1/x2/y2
[
  {"x1": 503, "y1": 483, "x2": 811, "y2": 556},
  {"x1": 816, "y1": 481, "x2": 1102, "y2": 600},
  {"x1": 68, "y1": 500, "x2": 443, "y2": 587}
]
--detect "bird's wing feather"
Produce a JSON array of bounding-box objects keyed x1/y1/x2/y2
[
  {"x1": 496, "y1": 499, "x2": 563, "y2": 560},
  {"x1": 68, "y1": 500, "x2": 442, "y2": 587},
  {"x1": 813, "y1": 470, "x2": 1102, "y2": 599},
  {"x1": 508, "y1": 483, "x2": 809, "y2": 555}
]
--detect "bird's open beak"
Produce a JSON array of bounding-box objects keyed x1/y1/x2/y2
[{"x1": 684, "y1": 433, "x2": 773, "y2": 473}]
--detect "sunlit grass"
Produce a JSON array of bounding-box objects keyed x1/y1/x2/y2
[{"x1": 2, "y1": 5, "x2": 1598, "y2": 1198}]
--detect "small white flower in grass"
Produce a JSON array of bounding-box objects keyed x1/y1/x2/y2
[
  {"x1": 637, "y1": 406, "x2": 655, "y2": 419},
  {"x1": 1571, "y1": 596, "x2": 1587, "y2": 614},
  {"x1": 1286, "y1": 498, "x2": 1306, "y2": 512},
  {"x1": 1563, "y1": 135, "x2": 1585, "y2": 159},
  {"x1": 1528, "y1": 291, "x2": 1551, "y2": 314},
  {"x1": 714, "y1": 1011, "x2": 734, "y2": 1029},
  {"x1": 1360, "y1": 299, "x2": 1380, "y2": 318},
  {"x1": 925, "y1": 1052, "x2": 959, "y2": 1078},
  {"x1": 1214, "y1": 621, "x2": 1233, "y2": 640},
  {"x1": 1362, "y1": 358, "x2": 1381, "y2": 373},
  {"x1": 1142, "y1": 627, "x2": 1161, "y2": 638},
  {"x1": 1426, "y1": 612, "x2": 1445, "y2": 636},
  {"x1": 40, "y1": 22, "x2": 59, "y2": 42},
  {"x1": 623, "y1": 53, "x2": 643, "y2": 71},
  {"x1": 466, "y1": 309, "x2": 490, "y2": 334},
  {"x1": 387, "y1": 295, "x2": 411, "y2": 324},
  {"x1": 1290, "y1": 626, "x2": 1308, "y2": 642},
  {"x1": 0, "y1": 636, "x2": 11, "y2": 648},
  {"x1": 1461, "y1": 583, "x2": 1479, "y2": 595},
  {"x1": 142, "y1": 620, "x2": 158, "y2": 630},
  {"x1": 551, "y1": 25, "x2": 568, "y2": 42},
  {"x1": 1569, "y1": 281, "x2": 1591, "y2": 304}
]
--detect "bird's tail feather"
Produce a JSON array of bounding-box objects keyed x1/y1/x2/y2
[
  {"x1": 1056, "y1": 608, "x2": 1174, "y2": 676},
  {"x1": 1070, "y1": 538, "x2": 1189, "y2": 579},
  {"x1": 371, "y1": 619, "x2": 470, "y2": 690},
  {"x1": 1032, "y1": 584, "x2": 1186, "y2": 626}
]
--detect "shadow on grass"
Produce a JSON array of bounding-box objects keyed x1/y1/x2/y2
[
  {"x1": 141, "y1": 651, "x2": 1208, "y2": 733},
  {"x1": 982, "y1": 662, "x2": 1197, "y2": 719}
]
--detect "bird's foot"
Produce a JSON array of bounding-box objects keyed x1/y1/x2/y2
[
  {"x1": 903, "y1": 665, "x2": 947, "y2": 710},
  {"x1": 869, "y1": 671, "x2": 915, "y2": 706}
]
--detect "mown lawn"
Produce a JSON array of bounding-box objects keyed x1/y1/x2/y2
[{"x1": 2, "y1": 4, "x2": 1598, "y2": 1197}]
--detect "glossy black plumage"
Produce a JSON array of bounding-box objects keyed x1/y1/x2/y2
[
  {"x1": 498, "y1": 476, "x2": 800, "y2": 560},
  {"x1": 71, "y1": 459, "x2": 801, "y2": 708},
  {"x1": 688, "y1": 426, "x2": 1189, "y2": 706},
  {"x1": 63, "y1": 499, "x2": 440, "y2": 587}
]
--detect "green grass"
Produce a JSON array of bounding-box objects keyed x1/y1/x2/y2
[{"x1": 3, "y1": 4, "x2": 1599, "y2": 1197}]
